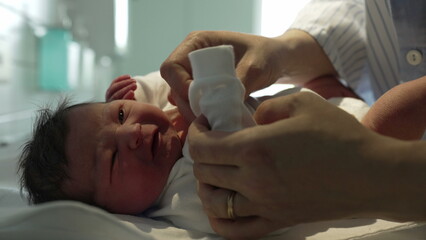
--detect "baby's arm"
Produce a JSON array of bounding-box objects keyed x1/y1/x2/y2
[
  {"x1": 105, "y1": 75, "x2": 137, "y2": 102},
  {"x1": 302, "y1": 75, "x2": 361, "y2": 99},
  {"x1": 361, "y1": 76, "x2": 426, "y2": 140}
]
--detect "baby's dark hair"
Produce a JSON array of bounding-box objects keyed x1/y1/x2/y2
[{"x1": 18, "y1": 99, "x2": 90, "y2": 204}]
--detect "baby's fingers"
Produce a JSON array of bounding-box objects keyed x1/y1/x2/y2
[
  {"x1": 106, "y1": 80, "x2": 137, "y2": 101},
  {"x1": 112, "y1": 74, "x2": 131, "y2": 83},
  {"x1": 106, "y1": 79, "x2": 136, "y2": 101},
  {"x1": 123, "y1": 91, "x2": 136, "y2": 100}
]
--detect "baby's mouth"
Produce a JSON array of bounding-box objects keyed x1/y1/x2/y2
[{"x1": 151, "y1": 130, "x2": 160, "y2": 160}]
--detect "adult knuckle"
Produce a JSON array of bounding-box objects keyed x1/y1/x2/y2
[
  {"x1": 297, "y1": 90, "x2": 321, "y2": 102},
  {"x1": 256, "y1": 99, "x2": 275, "y2": 117},
  {"x1": 192, "y1": 164, "x2": 208, "y2": 183},
  {"x1": 186, "y1": 31, "x2": 214, "y2": 48},
  {"x1": 201, "y1": 197, "x2": 220, "y2": 217},
  {"x1": 280, "y1": 91, "x2": 314, "y2": 114},
  {"x1": 209, "y1": 220, "x2": 226, "y2": 236},
  {"x1": 186, "y1": 30, "x2": 203, "y2": 39},
  {"x1": 203, "y1": 205, "x2": 218, "y2": 218},
  {"x1": 288, "y1": 92, "x2": 305, "y2": 105},
  {"x1": 161, "y1": 31, "x2": 214, "y2": 83},
  {"x1": 203, "y1": 202, "x2": 216, "y2": 217},
  {"x1": 200, "y1": 189, "x2": 213, "y2": 203},
  {"x1": 243, "y1": 62, "x2": 263, "y2": 79},
  {"x1": 192, "y1": 164, "x2": 201, "y2": 179},
  {"x1": 159, "y1": 61, "x2": 174, "y2": 81},
  {"x1": 186, "y1": 30, "x2": 210, "y2": 42}
]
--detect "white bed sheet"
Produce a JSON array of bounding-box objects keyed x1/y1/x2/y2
[{"x1": 0, "y1": 196, "x2": 425, "y2": 240}]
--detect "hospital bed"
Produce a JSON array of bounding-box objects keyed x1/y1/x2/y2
[{"x1": 1, "y1": 73, "x2": 425, "y2": 240}]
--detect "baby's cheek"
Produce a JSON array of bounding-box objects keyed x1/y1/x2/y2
[{"x1": 104, "y1": 185, "x2": 154, "y2": 214}]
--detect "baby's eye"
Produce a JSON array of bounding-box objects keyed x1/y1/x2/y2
[{"x1": 118, "y1": 109, "x2": 125, "y2": 124}]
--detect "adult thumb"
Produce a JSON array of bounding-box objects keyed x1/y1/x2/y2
[{"x1": 254, "y1": 92, "x2": 324, "y2": 124}]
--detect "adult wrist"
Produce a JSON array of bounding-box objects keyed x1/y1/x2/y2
[
  {"x1": 274, "y1": 29, "x2": 338, "y2": 85},
  {"x1": 383, "y1": 140, "x2": 426, "y2": 221},
  {"x1": 356, "y1": 136, "x2": 426, "y2": 222}
]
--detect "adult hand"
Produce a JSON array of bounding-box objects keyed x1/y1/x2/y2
[
  {"x1": 189, "y1": 92, "x2": 414, "y2": 239},
  {"x1": 161, "y1": 30, "x2": 337, "y2": 122},
  {"x1": 105, "y1": 75, "x2": 137, "y2": 102}
]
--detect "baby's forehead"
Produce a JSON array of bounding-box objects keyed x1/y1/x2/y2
[
  {"x1": 63, "y1": 103, "x2": 106, "y2": 201},
  {"x1": 67, "y1": 102, "x2": 106, "y2": 124},
  {"x1": 69, "y1": 102, "x2": 104, "y2": 112},
  {"x1": 65, "y1": 102, "x2": 106, "y2": 152}
]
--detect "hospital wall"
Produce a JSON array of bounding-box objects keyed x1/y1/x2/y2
[
  {"x1": 119, "y1": 0, "x2": 259, "y2": 75},
  {"x1": 0, "y1": 0, "x2": 114, "y2": 155},
  {"x1": 0, "y1": 0, "x2": 258, "y2": 167}
]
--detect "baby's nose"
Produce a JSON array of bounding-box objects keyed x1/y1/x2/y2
[{"x1": 119, "y1": 123, "x2": 142, "y2": 149}]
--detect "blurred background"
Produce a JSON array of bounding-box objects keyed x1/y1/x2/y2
[{"x1": 0, "y1": 0, "x2": 309, "y2": 157}]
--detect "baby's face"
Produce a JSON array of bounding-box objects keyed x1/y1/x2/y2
[{"x1": 64, "y1": 100, "x2": 182, "y2": 214}]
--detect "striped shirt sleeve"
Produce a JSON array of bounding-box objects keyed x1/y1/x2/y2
[
  {"x1": 365, "y1": 0, "x2": 400, "y2": 98},
  {"x1": 289, "y1": 0, "x2": 367, "y2": 92}
]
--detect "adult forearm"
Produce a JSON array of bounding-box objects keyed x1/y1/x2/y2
[
  {"x1": 288, "y1": 0, "x2": 366, "y2": 88},
  {"x1": 274, "y1": 29, "x2": 338, "y2": 85}
]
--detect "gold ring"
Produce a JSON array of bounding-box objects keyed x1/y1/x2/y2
[{"x1": 227, "y1": 191, "x2": 237, "y2": 219}]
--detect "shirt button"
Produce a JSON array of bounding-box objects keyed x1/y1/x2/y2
[{"x1": 406, "y1": 50, "x2": 422, "y2": 66}]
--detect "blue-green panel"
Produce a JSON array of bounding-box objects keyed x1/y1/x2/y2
[{"x1": 38, "y1": 28, "x2": 72, "y2": 91}]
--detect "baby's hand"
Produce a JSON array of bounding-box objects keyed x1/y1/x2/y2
[{"x1": 105, "y1": 75, "x2": 137, "y2": 102}]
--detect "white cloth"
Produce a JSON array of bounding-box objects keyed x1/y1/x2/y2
[
  {"x1": 145, "y1": 145, "x2": 215, "y2": 234},
  {"x1": 133, "y1": 71, "x2": 175, "y2": 111},
  {"x1": 188, "y1": 45, "x2": 257, "y2": 131},
  {"x1": 290, "y1": 0, "x2": 426, "y2": 104}
]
